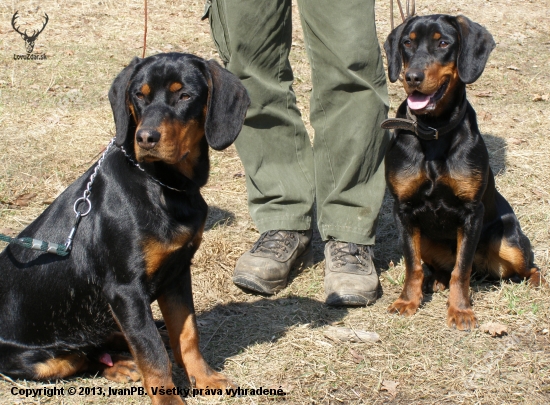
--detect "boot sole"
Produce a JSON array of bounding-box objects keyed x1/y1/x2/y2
[
  {"x1": 325, "y1": 290, "x2": 379, "y2": 306},
  {"x1": 233, "y1": 245, "x2": 314, "y2": 295}
]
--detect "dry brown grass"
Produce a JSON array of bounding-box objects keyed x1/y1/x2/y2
[{"x1": 0, "y1": 0, "x2": 549, "y2": 404}]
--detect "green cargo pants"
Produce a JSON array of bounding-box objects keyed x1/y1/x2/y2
[{"x1": 205, "y1": 0, "x2": 389, "y2": 245}]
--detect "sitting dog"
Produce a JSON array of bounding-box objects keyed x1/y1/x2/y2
[
  {"x1": 0, "y1": 53, "x2": 250, "y2": 404},
  {"x1": 381, "y1": 15, "x2": 545, "y2": 330}
]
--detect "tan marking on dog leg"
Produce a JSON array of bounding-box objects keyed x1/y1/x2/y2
[
  {"x1": 34, "y1": 352, "x2": 88, "y2": 380},
  {"x1": 157, "y1": 297, "x2": 234, "y2": 390}
]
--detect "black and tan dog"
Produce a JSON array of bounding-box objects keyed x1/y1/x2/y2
[
  {"x1": 382, "y1": 15, "x2": 546, "y2": 330},
  {"x1": 0, "y1": 53, "x2": 249, "y2": 404}
]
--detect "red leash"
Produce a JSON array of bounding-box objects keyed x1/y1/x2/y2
[{"x1": 390, "y1": 0, "x2": 416, "y2": 30}]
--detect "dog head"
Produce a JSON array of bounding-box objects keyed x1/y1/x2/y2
[
  {"x1": 384, "y1": 15, "x2": 495, "y2": 115},
  {"x1": 108, "y1": 53, "x2": 250, "y2": 181}
]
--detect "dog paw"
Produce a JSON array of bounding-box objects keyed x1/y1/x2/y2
[
  {"x1": 432, "y1": 279, "x2": 449, "y2": 292},
  {"x1": 447, "y1": 306, "x2": 478, "y2": 331},
  {"x1": 100, "y1": 354, "x2": 141, "y2": 383},
  {"x1": 527, "y1": 269, "x2": 548, "y2": 288},
  {"x1": 388, "y1": 298, "x2": 420, "y2": 316},
  {"x1": 192, "y1": 370, "x2": 235, "y2": 390}
]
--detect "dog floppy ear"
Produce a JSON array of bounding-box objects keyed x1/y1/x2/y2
[
  {"x1": 451, "y1": 15, "x2": 495, "y2": 84},
  {"x1": 384, "y1": 21, "x2": 408, "y2": 83},
  {"x1": 202, "y1": 60, "x2": 250, "y2": 151},
  {"x1": 108, "y1": 57, "x2": 140, "y2": 147}
]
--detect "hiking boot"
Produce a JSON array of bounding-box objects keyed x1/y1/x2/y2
[
  {"x1": 233, "y1": 230, "x2": 313, "y2": 294},
  {"x1": 324, "y1": 240, "x2": 379, "y2": 306}
]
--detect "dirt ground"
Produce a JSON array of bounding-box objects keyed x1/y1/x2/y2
[{"x1": 0, "y1": 0, "x2": 549, "y2": 404}]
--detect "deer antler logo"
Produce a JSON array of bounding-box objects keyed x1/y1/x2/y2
[{"x1": 11, "y1": 11, "x2": 49, "y2": 54}]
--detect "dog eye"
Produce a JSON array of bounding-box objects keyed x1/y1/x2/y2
[
  {"x1": 403, "y1": 39, "x2": 412, "y2": 48},
  {"x1": 136, "y1": 92, "x2": 145, "y2": 100},
  {"x1": 179, "y1": 93, "x2": 190, "y2": 102},
  {"x1": 439, "y1": 40, "x2": 449, "y2": 48}
]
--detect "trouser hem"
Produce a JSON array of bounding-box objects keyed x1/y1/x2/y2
[
  {"x1": 319, "y1": 224, "x2": 377, "y2": 246},
  {"x1": 254, "y1": 216, "x2": 313, "y2": 234}
]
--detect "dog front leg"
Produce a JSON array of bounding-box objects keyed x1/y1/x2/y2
[
  {"x1": 388, "y1": 212, "x2": 424, "y2": 316},
  {"x1": 157, "y1": 270, "x2": 234, "y2": 391},
  {"x1": 447, "y1": 204, "x2": 484, "y2": 331},
  {"x1": 108, "y1": 289, "x2": 185, "y2": 405}
]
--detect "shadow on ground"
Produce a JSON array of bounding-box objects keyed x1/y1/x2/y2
[
  {"x1": 483, "y1": 133, "x2": 507, "y2": 175},
  {"x1": 205, "y1": 205, "x2": 235, "y2": 231},
  {"x1": 168, "y1": 296, "x2": 348, "y2": 386}
]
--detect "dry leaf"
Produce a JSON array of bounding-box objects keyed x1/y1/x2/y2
[
  {"x1": 506, "y1": 65, "x2": 520, "y2": 71},
  {"x1": 480, "y1": 322, "x2": 508, "y2": 337},
  {"x1": 324, "y1": 326, "x2": 380, "y2": 343},
  {"x1": 532, "y1": 94, "x2": 548, "y2": 102},
  {"x1": 507, "y1": 137, "x2": 526, "y2": 146},
  {"x1": 381, "y1": 380, "x2": 399, "y2": 398},
  {"x1": 349, "y1": 348, "x2": 364, "y2": 364},
  {"x1": 13, "y1": 193, "x2": 37, "y2": 207},
  {"x1": 314, "y1": 339, "x2": 333, "y2": 348},
  {"x1": 475, "y1": 91, "x2": 492, "y2": 97}
]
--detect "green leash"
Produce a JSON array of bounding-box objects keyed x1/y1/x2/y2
[
  {"x1": 0, "y1": 234, "x2": 70, "y2": 256},
  {"x1": 0, "y1": 138, "x2": 115, "y2": 257}
]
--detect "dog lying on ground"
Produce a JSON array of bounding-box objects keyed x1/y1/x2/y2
[
  {"x1": 382, "y1": 15, "x2": 546, "y2": 330},
  {"x1": 0, "y1": 53, "x2": 250, "y2": 404}
]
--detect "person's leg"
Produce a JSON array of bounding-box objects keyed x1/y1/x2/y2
[
  {"x1": 206, "y1": 0, "x2": 315, "y2": 232},
  {"x1": 205, "y1": 0, "x2": 314, "y2": 294},
  {"x1": 298, "y1": 0, "x2": 390, "y2": 305}
]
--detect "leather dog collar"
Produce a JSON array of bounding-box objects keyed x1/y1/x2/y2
[{"x1": 381, "y1": 97, "x2": 468, "y2": 141}]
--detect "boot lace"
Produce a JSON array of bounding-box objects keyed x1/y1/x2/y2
[
  {"x1": 331, "y1": 242, "x2": 373, "y2": 269},
  {"x1": 250, "y1": 230, "x2": 296, "y2": 259}
]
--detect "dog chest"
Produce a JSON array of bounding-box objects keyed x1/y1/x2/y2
[{"x1": 389, "y1": 159, "x2": 481, "y2": 202}]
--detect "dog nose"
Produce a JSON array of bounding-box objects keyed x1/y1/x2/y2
[
  {"x1": 405, "y1": 69, "x2": 425, "y2": 87},
  {"x1": 136, "y1": 129, "x2": 160, "y2": 150}
]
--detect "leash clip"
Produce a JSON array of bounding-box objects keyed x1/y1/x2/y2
[{"x1": 64, "y1": 212, "x2": 82, "y2": 252}]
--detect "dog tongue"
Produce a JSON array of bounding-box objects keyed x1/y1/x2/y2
[
  {"x1": 99, "y1": 353, "x2": 113, "y2": 367},
  {"x1": 407, "y1": 92, "x2": 434, "y2": 110}
]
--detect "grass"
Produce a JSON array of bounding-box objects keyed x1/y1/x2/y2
[{"x1": 0, "y1": 0, "x2": 549, "y2": 404}]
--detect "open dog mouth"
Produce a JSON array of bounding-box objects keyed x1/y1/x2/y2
[{"x1": 407, "y1": 80, "x2": 449, "y2": 111}]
